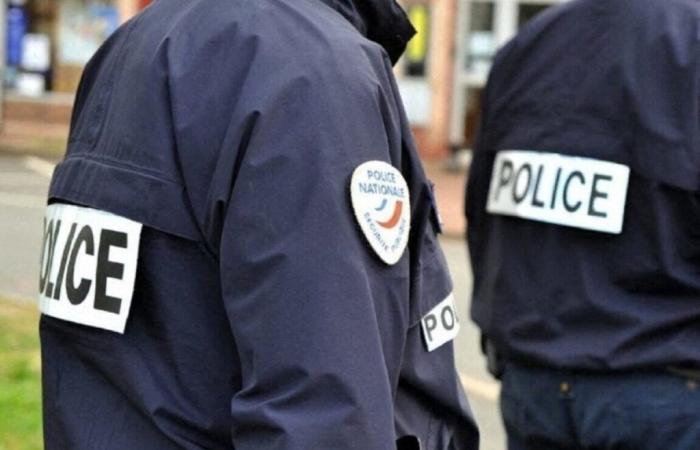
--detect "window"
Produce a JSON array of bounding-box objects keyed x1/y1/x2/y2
[
  {"x1": 518, "y1": 3, "x2": 552, "y2": 28},
  {"x1": 466, "y1": 2, "x2": 495, "y2": 74}
]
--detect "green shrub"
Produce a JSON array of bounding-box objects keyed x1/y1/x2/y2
[{"x1": 0, "y1": 300, "x2": 42, "y2": 450}]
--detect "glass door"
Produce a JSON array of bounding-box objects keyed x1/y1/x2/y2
[{"x1": 451, "y1": 0, "x2": 565, "y2": 150}]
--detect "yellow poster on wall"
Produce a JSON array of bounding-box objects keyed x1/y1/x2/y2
[{"x1": 407, "y1": 5, "x2": 429, "y2": 64}]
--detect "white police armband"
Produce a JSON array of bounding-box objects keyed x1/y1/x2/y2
[
  {"x1": 487, "y1": 150, "x2": 630, "y2": 234},
  {"x1": 421, "y1": 293, "x2": 460, "y2": 352},
  {"x1": 38, "y1": 204, "x2": 142, "y2": 334}
]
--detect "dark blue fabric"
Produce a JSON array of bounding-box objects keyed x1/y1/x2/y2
[
  {"x1": 467, "y1": 0, "x2": 700, "y2": 371},
  {"x1": 500, "y1": 362, "x2": 700, "y2": 450},
  {"x1": 40, "y1": 0, "x2": 478, "y2": 448}
]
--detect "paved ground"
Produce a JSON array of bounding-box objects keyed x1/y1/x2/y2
[
  {"x1": 424, "y1": 159, "x2": 469, "y2": 239},
  {"x1": 444, "y1": 237, "x2": 506, "y2": 450},
  {"x1": 0, "y1": 154, "x2": 53, "y2": 300},
  {"x1": 0, "y1": 153, "x2": 505, "y2": 450}
]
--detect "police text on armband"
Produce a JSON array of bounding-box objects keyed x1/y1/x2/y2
[
  {"x1": 486, "y1": 151, "x2": 630, "y2": 234},
  {"x1": 421, "y1": 293, "x2": 460, "y2": 352},
  {"x1": 38, "y1": 204, "x2": 142, "y2": 333}
]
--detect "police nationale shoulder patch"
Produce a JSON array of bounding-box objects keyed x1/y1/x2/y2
[
  {"x1": 350, "y1": 161, "x2": 410, "y2": 265},
  {"x1": 38, "y1": 204, "x2": 142, "y2": 334}
]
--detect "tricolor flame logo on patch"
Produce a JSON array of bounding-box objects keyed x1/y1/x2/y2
[
  {"x1": 374, "y1": 198, "x2": 404, "y2": 229},
  {"x1": 350, "y1": 161, "x2": 411, "y2": 265}
]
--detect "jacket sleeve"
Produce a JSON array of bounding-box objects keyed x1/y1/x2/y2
[
  {"x1": 166, "y1": 12, "x2": 478, "y2": 446},
  {"x1": 203, "y1": 53, "x2": 407, "y2": 449}
]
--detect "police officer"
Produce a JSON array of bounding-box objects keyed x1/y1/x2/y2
[
  {"x1": 467, "y1": 0, "x2": 700, "y2": 449},
  {"x1": 38, "y1": 0, "x2": 479, "y2": 449}
]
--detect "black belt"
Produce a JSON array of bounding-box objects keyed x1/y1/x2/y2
[{"x1": 666, "y1": 366, "x2": 700, "y2": 381}]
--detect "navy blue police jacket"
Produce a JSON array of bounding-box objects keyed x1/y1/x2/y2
[
  {"x1": 468, "y1": 0, "x2": 700, "y2": 372},
  {"x1": 38, "y1": 0, "x2": 479, "y2": 449}
]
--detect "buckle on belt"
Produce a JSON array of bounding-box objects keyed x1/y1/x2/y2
[{"x1": 396, "y1": 436, "x2": 422, "y2": 450}]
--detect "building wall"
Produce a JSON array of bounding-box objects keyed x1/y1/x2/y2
[
  {"x1": 397, "y1": 0, "x2": 457, "y2": 159},
  {"x1": 117, "y1": 0, "x2": 140, "y2": 24},
  {"x1": 427, "y1": 0, "x2": 458, "y2": 159}
]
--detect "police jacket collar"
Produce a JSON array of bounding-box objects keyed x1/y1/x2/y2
[{"x1": 318, "y1": 0, "x2": 416, "y2": 64}]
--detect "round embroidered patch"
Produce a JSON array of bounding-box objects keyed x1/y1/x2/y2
[{"x1": 350, "y1": 161, "x2": 411, "y2": 265}]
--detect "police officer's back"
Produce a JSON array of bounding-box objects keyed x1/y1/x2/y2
[
  {"x1": 38, "y1": 0, "x2": 479, "y2": 448},
  {"x1": 467, "y1": 0, "x2": 700, "y2": 449}
]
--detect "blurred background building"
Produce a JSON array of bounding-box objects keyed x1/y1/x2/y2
[
  {"x1": 397, "y1": 0, "x2": 565, "y2": 160},
  {"x1": 0, "y1": 0, "x2": 149, "y2": 154},
  {"x1": 0, "y1": 0, "x2": 565, "y2": 160}
]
